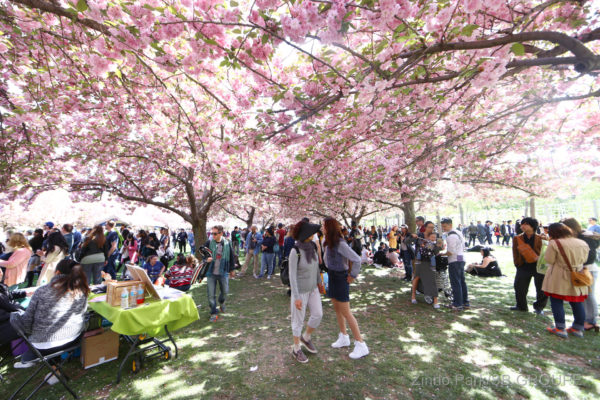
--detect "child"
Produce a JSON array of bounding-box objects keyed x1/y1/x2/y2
[{"x1": 165, "y1": 254, "x2": 195, "y2": 292}]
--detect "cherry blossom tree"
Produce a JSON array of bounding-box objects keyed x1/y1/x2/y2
[{"x1": 1, "y1": 0, "x2": 599, "y2": 246}]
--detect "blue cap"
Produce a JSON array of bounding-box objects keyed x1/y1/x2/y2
[{"x1": 44, "y1": 221, "x2": 54, "y2": 228}]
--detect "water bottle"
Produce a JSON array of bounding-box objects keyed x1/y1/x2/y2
[
  {"x1": 136, "y1": 284, "x2": 144, "y2": 305},
  {"x1": 120, "y1": 290, "x2": 129, "y2": 309},
  {"x1": 129, "y1": 286, "x2": 137, "y2": 308}
]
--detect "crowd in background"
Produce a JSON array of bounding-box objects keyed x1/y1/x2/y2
[{"x1": 0, "y1": 214, "x2": 599, "y2": 370}]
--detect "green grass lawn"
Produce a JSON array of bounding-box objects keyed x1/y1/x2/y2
[{"x1": 2, "y1": 247, "x2": 599, "y2": 399}]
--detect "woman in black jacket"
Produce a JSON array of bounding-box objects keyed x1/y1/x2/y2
[{"x1": 79, "y1": 226, "x2": 109, "y2": 284}]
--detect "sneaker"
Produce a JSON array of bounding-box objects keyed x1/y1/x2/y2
[
  {"x1": 433, "y1": 304, "x2": 441, "y2": 309},
  {"x1": 546, "y1": 326, "x2": 568, "y2": 339},
  {"x1": 300, "y1": 335, "x2": 317, "y2": 354},
  {"x1": 257, "y1": 274, "x2": 264, "y2": 278},
  {"x1": 292, "y1": 347, "x2": 308, "y2": 364},
  {"x1": 14, "y1": 360, "x2": 37, "y2": 369},
  {"x1": 267, "y1": 275, "x2": 271, "y2": 280},
  {"x1": 236, "y1": 272, "x2": 245, "y2": 277},
  {"x1": 446, "y1": 304, "x2": 463, "y2": 311},
  {"x1": 209, "y1": 314, "x2": 219, "y2": 322},
  {"x1": 567, "y1": 327, "x2": 584, "y2": 338},
  {"x1": 463, "y1": 304, "x2": 471, "y2": 310},
  {"x1": 219, "y1": 304, "x2": 226, "y2": 313},
  {"x1": 533, "y1": 309, "x2": 544, "y2": 316},
  {"x1": 331, "y1": 333, "x2": 351, "y2": 348},
  {"x1": 411, "y1": 299, "x2": 417, "y2": 304},
  {"x1": 45, "y1": 372, "x2": 59, "y2": 385},
  {"x1": 253, "y1": 274, "x2": 258, "y2": 279},
  {"x1": 349, "y1": 341, "x2": 369, "y2": 359}
]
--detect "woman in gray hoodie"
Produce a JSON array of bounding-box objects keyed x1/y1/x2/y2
[{"x1": 288, "y1": 220, "x2": 323, "y2": 364}]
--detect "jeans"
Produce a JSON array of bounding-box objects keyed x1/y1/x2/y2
[
  {"x1": 502, "y1": 235, "x2": 511, "y2": 246},
  {"x1": 261, "y1": 252, "x2": 275, "y2": 277},
  {"x1": 400, "y1": 250, "x2": 412, "y2": 280},
  {"x1": 549, "y1": 296, "x2": 585, "y2": 331},
  {"x1": 513, "y1": 267, "x2": 547, "y2": 311},
  {"x1": 82, "y1": 262, "x2": 104, "y2": 285},
  {"x1": 273, "y1": 246, "x2": 282, "y2": 267},
  {"x1": 206, "y1": 274, "x2": 229, "y2": 315},
  {"x1": 232, "y1": 241, "x2": 240, "y2": 257},
  {"x1": 448, "y1": 261, "x2": 469, "y2": 307},
  {"x1": 103, "y1": 252, "x2": 119, "y2": 279},
  {"x1": 178, "y1": 241, "x2": 186, "y2": 254},
  {"x1": 584, "y1": 270, "x2": 598, "y2": 325}
]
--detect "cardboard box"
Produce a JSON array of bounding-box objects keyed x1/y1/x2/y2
[
  {"x1": 106, "y1": 280, "x2": 143, "y2": 307},
  {"x1": 81, "y1": 328, "x2": 119, "y2": 369}
]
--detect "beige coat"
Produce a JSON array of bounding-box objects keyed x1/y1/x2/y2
[
  {"x1": 542, "y1": 238, "x2": 590, "y2": 297},
  {"x1": 37, "y1": 249, "x2": 66, "y2": 287}
]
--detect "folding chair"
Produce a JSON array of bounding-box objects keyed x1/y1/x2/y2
[
  {"x1": 190, "y1": 247, "x2": 211, "y2": 285},
  {"x1": 9, "y1": 325, "x2": 82, "y2": 400}
]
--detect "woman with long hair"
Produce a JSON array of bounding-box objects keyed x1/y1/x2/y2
[
  {"x1": 542, "y1": 223, "x2": 590, "y2": 338},
  {"x1": 11, "y1": 258, "x2": 89, "y2": 381},
  {"x1": 411, "y1": 222, "x2": 442, "y2": 308},
  {"x1": 0, "y1": 233, "x2": 32, "y2": 286},
  {"x1": 36, "y1": 231, "x2": 69, "y2": 286},
  {"x1": 79, "y1": 225, "x2": 108, "y2": 284},
  {"x1": 322, "y1": 217, "x2": 369, "y2": 359},
  {"x1": 466, "y1": 247, "x2": 502, "y2": 277},
  {"x1": 561, "y1": 218, "x2": 599, "y2": 332},
  {"x1": 121, "y1": 233, "x2": 139, "y2": 266}
]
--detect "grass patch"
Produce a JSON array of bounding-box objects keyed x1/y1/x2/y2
[{"x1": 1, "y1": 247, "x2": 599, "y2": 399}]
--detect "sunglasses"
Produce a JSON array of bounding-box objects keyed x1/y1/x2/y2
[{"x1": 211, "y1": 231, "x2": 221, "y2": 235}]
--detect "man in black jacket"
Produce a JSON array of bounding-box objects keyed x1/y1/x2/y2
[{"x1": 177, "y1": 229, "x2": 188, "y2": 254}]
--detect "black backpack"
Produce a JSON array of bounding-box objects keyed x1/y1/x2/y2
[{"x1": 280, "y1": 258, "x2": 291, "y2": 286}]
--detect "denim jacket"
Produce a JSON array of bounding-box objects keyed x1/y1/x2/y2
[{"x1": 244, "y1": 231, "x2": 263, "y2": 255}]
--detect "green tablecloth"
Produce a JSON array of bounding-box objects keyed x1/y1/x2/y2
[{"x1": 88, "y1": 292, "x2": 199, "y2": 336}]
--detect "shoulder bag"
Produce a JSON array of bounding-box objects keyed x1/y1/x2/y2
[
  {"x1": 555, "y1": 239, "x2": 593, "y2": 287},
  {"x1": 516, "y1": 235, "x2": 538, "y2": 264}
]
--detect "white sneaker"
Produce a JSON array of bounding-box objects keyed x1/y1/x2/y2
[
  {"x1": 433, "y1": 303, "x2": 440, "y2": 309},
  {"x1": 45, "y1": 372, "x2": 59, "y2": 385},
  {"x1": 349, "y1": 341, "x2": 369, "y2": 359},
  {"x1": 331, "y1": 333, "x2": 351, "y2": 348},
  {"x1": 14, "y1": 360, "x2": 37, "y2": 369}
]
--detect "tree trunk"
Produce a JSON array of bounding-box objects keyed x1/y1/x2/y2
[
  {"x1": 524, "y1": 200, "x2": 529, "y2": 217},
  {"x1": 245, "y1": 206, "x2": 255, "y2": 229},
  {"x1": 529, "y1": 197, "x2": 536, "y2": 219},
  {"x1": 459, "y1": 203, "x2": 465, "y2": 225},
  {"x1": 435, "y1": 209, "x2": 441, "y2": 234},
  {"x1": 401, "y1": 200, "x2": 416, "y2": 233},
  {"x1": 192, "y1": 215, "x2": 208, "y2": 258}
]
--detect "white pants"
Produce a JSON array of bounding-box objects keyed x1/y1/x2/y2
[{"x1": 291, "y1": 287, "x2": 323, "y2": 337}]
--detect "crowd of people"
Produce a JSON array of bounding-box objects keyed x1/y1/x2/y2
[{"x1": 0, "y1": 214, "x2": 598, "y2": 372}]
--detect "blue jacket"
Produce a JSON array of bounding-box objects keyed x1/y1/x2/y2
[{"x1": 245, "y1": 231, "x2": 263, "y2": 255}]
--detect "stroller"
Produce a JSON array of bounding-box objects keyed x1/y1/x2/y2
[{"x1": 416, "y1": 255, "x2": 453, "y2": 305}]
